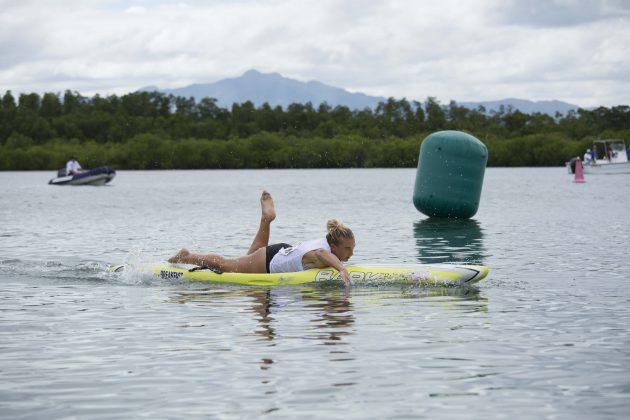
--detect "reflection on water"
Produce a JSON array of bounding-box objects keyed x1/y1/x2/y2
[
  {"x1": 245, "y1": 289, "x2": 276, "y2": 341},
  {"x1": 301, "y1": 288, "x2": 354, "y2": 346},
  {"x1": 170, "y1": 285, "x2": 486, "y2": 348},
  {"x1": 365, "y1": 286, "x2": 488, "y2": 313},
  {"x1": 170, "y1": 286, "x2": 355, "y2": 346},
  {"x1": 414, "y1": 218, "x2": 486, "y2": 264},
  {"x1": 171, "y1": 288, "x2": 278, "y2": 340},
  {"x1": 399, "y1": 286, "x2": 483, "y2": 300}
]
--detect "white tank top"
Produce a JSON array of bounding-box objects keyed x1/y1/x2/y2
[{"x1": 269, "y1": 238, "x2": 331, "y2": 273}]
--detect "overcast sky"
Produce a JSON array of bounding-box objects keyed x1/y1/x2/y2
[{"x1": 1, "y1": 0, "x2": 628, "y2": 108}]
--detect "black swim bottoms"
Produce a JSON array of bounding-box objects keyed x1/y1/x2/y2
[{"x1": 266, "y1": 243, "x2": 292, "y2": 273}]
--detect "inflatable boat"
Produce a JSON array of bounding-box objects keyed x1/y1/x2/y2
[
  {"x1": 49, "y1": 166, "x2": 116, "y2": 186},
  {"x1": 108, "y1": 263, "x2": 489, "y2": 287}
]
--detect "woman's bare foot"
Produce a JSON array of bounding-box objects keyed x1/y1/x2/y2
[
  {"x1": 261, "y1": 190, "x2": 276, "y2": 222},
  {"x1": 168, "y1": 248, "x2": 190, "y2": 263}
]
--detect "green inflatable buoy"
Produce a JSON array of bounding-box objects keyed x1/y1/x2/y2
[{"x1": 413, "y1": 131, "x2": 488, "y2": 218}]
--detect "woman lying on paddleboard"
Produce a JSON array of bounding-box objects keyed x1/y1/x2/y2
[{"x1": 168, "y1": 191, "x2": 355, "y2": 285}]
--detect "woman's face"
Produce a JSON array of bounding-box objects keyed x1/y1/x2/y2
[{"x1": 331, "y1": 237, "x2": 355, "y2": 262}]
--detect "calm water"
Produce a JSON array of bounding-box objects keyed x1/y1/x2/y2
[{"x1": 1, "y1": 168, "x2": 629, "y2": 419}]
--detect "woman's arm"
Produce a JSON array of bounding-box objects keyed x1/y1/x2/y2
[{"x1": 311, "y1": 248, "x2": 351, "y2": 286}]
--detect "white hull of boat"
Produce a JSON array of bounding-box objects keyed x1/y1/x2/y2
[{"x1": 583, "y1": 162, "x2": 630, "y2": 175}]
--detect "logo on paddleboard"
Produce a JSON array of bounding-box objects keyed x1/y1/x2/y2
[
  {"x1": 160, "y1": 270, "x2": 183, "y2": 280},
  {"x1": 315, "y1": 270, "x2": 383, "y2": 282},
  {"x1": 315, "y1": 270, "x2": 431, "y2": 283}
]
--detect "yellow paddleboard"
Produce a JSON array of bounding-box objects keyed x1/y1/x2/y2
[{"x1": 109, "y1": 263, "x2": 489, "y2": 287}]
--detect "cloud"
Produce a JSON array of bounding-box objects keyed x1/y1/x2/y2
[
  {"x1": 0, "y1": 0, "x2": 628, "y2": 107},
  {"x1": 493, "y1": 0, "x2": 630, "y2": 27}
]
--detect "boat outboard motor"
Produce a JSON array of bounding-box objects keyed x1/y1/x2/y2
[{"x1": 568, "y1": 157, "x2": 578, "y2": 174}]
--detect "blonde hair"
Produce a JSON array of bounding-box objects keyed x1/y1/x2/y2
[{"x1": 326, "y1": 218, "x2": 354, "y2": 245}]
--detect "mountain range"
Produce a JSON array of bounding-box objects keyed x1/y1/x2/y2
[
  {"x1": 140, "y1": 70, "x2": 580, "y2": 116},
  {"x1": 458, "y1": 98, "x2": 579, "y2": 116}
]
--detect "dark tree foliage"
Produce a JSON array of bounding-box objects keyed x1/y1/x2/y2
[{"x1": 0, "y1": 89, "x2": 628, "y2": 170}]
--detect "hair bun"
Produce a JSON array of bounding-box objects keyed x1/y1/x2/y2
[
  {"x1": 327, "y1": 218, "x2": 342, "y2": 232},
  {"x1": 325, "y1": 218, "x2": 354, "y2": 245}
]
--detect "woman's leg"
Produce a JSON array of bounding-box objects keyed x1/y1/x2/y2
[
  {"x1": 247, "y1": 190, "x2": 276, "y2": 255},
  {"x1": 167, "y1": 191, "x2": 274, "y2": 273},
  {"x1": 168, "y1": 247, "x2": 267, "y2": 273}
]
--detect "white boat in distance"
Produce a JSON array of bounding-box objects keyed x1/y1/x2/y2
[{"x1": 567, "y1": 139, "x2": 630, "y2": 175}]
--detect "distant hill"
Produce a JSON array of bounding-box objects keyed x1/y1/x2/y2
[
  {"x1": 140, "y1": 69, "x2": 385, "y2": 110},
  {"x1": 140, "y1": 70, "x2": 581, "y2": 115},
  {"x1": 458, "y1": 98, "x2": 579, "y2": 116}
]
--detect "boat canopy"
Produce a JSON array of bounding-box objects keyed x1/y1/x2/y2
[{"x1": 592, "y1": 139, "x2": 628, "y2": 163}]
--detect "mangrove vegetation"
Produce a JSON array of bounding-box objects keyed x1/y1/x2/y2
[{"x1": 0, "y1": 90, "x2": 629, "y2": 170}]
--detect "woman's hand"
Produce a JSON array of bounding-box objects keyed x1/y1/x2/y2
[{"x1": 340, "y1": 268, "x2": 351, "y2": 286}]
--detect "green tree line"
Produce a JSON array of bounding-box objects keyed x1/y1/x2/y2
[{"x1": 0, "y1": 90, "x2": 628, "y2": 170}]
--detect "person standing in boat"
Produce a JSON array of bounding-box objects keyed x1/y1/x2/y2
[
  {"x1": 168, "y1": 191, "x2": 355, "y2": 285},
  {"x1": 583, "y1": 149, "x2": 593, "y2": 165},
  {"x1": 65, "y1": 156, "x2": 83, "y2": 175}
]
